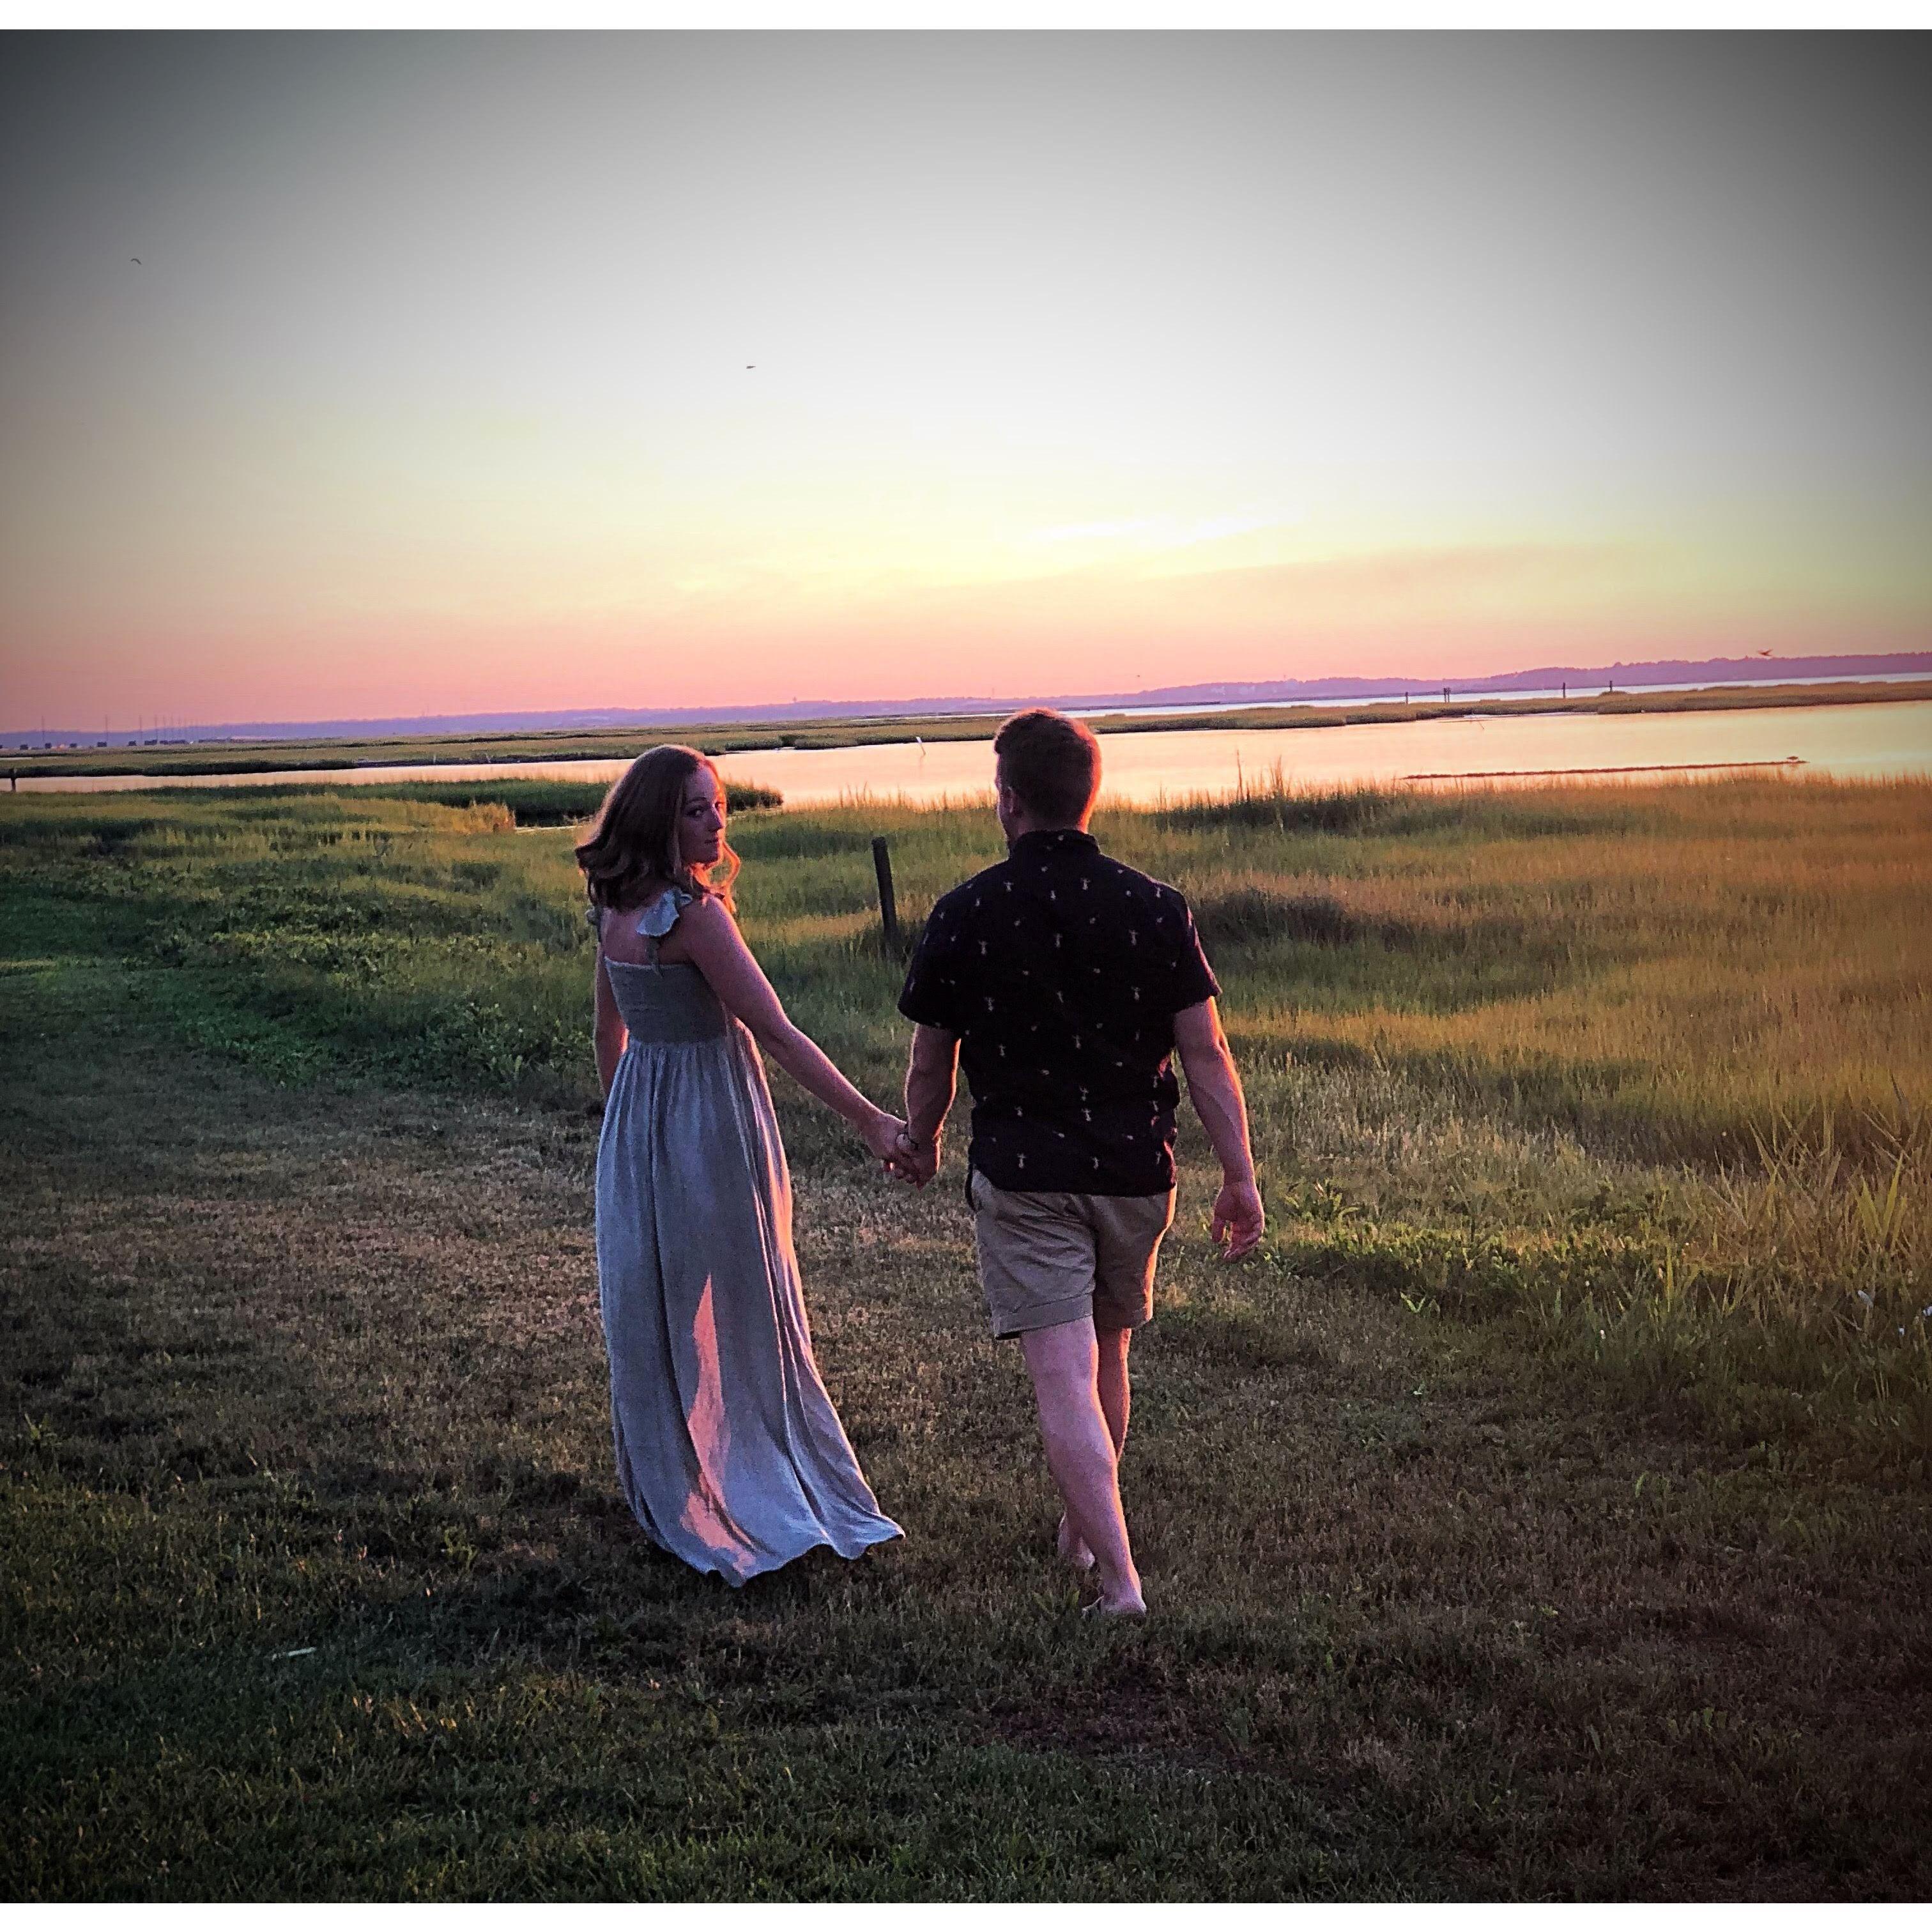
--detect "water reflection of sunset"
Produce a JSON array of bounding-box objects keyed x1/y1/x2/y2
[{"x1": 18, "y1": 700, "x2": 1932, "y2": 801}]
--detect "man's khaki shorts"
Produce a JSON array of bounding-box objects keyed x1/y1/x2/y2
[{"x1": 968, "y1": 1168, "x2": 1177, "y2": 1340}]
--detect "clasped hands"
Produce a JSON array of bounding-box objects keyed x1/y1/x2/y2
[{"x1": 861, "y1": 1112, "x2": 939, "y2": 1186}]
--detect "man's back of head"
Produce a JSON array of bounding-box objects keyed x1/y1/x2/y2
[{"x1": 993, "y1": 709, "x2": 1101, "y2": 831}]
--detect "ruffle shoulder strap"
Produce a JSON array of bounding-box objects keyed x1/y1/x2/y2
[{"x1": 638, "y1": 885, "x2": 694, "y2": 939}]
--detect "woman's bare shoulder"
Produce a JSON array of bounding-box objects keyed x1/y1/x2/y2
[{"x1": 672, "y1": 889, "x2": 737, "y2": 942}]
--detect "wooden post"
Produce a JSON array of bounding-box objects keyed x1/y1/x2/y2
[{"x1": 872, "y1": 836, "x2": 900, "y2": 951}]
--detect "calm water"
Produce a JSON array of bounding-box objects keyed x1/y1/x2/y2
[
  {"x1": 1073, "y1": 670, "x2": 1932, "y2": 720},
  {"x1": 15, "y1": 698, "x2": 1932, "y2": 806}
]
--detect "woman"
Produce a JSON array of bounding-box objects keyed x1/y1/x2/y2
[{"x1": 577, "y1": 745, "x2": 905, "y2": 1583}]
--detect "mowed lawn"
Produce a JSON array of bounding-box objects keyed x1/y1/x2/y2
[{"x1": 2, "y1": 778, "x2": 1929, "y2": 1899}]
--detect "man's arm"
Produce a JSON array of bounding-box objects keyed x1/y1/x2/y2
[
  {"x1": 900, "y1": 1023, "x2": 960, "y2": 1186},
  {"x1": 1172, "y1": 999, "x2": 1264, "y2": 1260}
]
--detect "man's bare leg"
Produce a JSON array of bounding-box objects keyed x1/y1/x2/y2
[
  {"x1": 1097, "y1": 1324, "x2": 1131, "y2": 1452},
  {"x1": 1061, "y1": 1325, "x2": 1133, "y2": 1571},
  {"x1": 1022, "y1": 1317, "x2": 1145, "y2": 1615}
]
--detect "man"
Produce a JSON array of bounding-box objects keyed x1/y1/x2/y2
[{"x1": 894, "y1": 709, "x2": 1264, "y2": 1617}]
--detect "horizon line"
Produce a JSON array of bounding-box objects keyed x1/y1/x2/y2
[{"x1": 6, "y1": 648, "x2": 1931, "y2": 747}]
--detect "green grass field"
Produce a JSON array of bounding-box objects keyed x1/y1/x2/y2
[{"x1": 3, "y1": 777, "x2": 1929, "y2": 1898}]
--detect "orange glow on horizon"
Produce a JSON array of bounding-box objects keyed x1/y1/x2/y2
[{"x1": 8, "y1": 517, "x2": 1928, "y2": 728}]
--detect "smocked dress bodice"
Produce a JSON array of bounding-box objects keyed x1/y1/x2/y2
[{"x1": 597, "y1": 888, "x2": 731, "y2": 1043}]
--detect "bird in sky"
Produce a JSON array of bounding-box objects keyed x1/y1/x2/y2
[{"x1": 130, "y1": 257, "x2": 141, "y2": 265}]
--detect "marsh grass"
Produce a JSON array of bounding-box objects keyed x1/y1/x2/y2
[
  {"x1": 9, "y1": 775, "x2": 1932, "y2": 1429},
  {"x1": 3, "y1": 776, "x2": 1930, "y2": 1898},
  {"x1": 6, "y1": 777, "x2": 1929, "y2": 1431},
  {"x1": 115, "y1": 776, "x2": 782, "y2": 827},
  {"x1": 310, "y1": 778, "x2": 784, "y2": 825}
]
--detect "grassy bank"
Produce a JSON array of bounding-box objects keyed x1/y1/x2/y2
[
  {"x1": 128, "y1": 777, "x2": 783, "y2": 827},
  {"x1": 3, "y1": 778, "x2": 1929, "y2": 1897},
  {"x1": 6, "y1": 678, "x2": 1925, "y2": 780}
]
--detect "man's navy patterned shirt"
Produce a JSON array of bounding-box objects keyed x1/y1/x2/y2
[{"x1": 896, "y1": 829, "x2": 1220, "y2": 1196}]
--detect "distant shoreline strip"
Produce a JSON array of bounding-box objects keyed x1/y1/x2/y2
[{"x1": 1402, "y1": 758, "x2": 1807, "y2": 780}]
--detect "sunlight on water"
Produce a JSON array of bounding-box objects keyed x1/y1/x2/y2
[
  {"x1": 712, "y1": 702, "x2": 1932, "y2": 806},
  {"x1": 16, "y1": 699, "x2": 1932, "y2": 804}
]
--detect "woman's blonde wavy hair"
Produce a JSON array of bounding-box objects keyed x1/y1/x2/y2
[{"x1": 575, "y1": 744, "x2": 739, "y2": 916}]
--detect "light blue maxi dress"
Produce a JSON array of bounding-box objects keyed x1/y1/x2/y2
[{"x1": 593, "y1": 887, "x2": 902, "y2": 1584}]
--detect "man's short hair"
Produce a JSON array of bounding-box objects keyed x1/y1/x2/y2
[{"x1": 993, "y1": 709, "x2": 1101, "y2": 825}]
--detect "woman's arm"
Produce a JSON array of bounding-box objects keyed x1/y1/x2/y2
[
  {"x1": 678, "y1": 895, "x2": 907, "y2": 1162},
  {"x1": 593, "y1": 951, "x2": 627, "y2": 1098}
]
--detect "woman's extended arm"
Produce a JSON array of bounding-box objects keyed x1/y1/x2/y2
[
  {"x1": 594, "y1": 951, "x2": 627, "y2": 1098},
  {"x1": 678, "y1": 895, "x2": 907, "y2": 1163}
]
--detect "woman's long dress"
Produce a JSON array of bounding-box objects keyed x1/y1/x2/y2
[{"x1": 594, "y1": 889, "x2": 901, "y2": 1583}]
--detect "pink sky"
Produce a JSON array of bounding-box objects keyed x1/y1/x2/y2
[{"x1": 4, "y1": 34, "x2": 1929, "y2": 728}]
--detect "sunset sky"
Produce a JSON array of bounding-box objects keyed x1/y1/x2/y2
[{"x1": 3, "y1": 29, "x2": 1929, "y2": 728}]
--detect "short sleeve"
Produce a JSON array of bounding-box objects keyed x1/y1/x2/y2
[
  {"x1": 1167, "y1": 900, "x2": 1220, "y2": 1013},
  {"x1": 897, "y1": 900, "x2": 965, "y2": 1032}
]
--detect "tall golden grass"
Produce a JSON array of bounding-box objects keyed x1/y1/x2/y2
[{"x1": 4, "y1": 772, "x2": 1926, "y2": 1426}]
